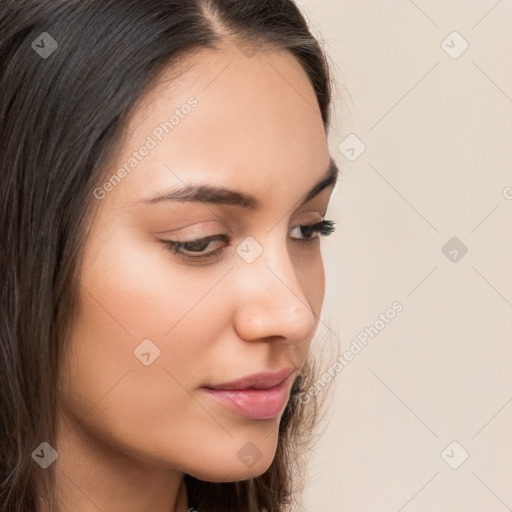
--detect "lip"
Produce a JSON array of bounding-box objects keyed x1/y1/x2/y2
[
  {"x1": 201, "y1": 368, "x2": 296, "y2": 420},
  {"x1": 205, "y1": 367, "x2": 294, "y2": 391}
]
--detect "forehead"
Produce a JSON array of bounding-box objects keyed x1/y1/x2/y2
[{"x1": 104, "y1": 43, "x2": 329, "y2": 208}]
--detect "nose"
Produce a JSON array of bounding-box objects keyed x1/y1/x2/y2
[{"x1": 232, "y1": 240, "x2": 318, "y2": 345}]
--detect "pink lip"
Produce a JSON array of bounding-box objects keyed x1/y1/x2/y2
[
  {"x1": 205, "y1": 367, "x2": 294, "y2": 391},
  {"x1": 201, "y1": 369, "x2": 296, "y2": 420}
]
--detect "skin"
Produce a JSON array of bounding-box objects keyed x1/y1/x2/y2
[{"x1": 55, "y1": 41, "x2": 336, "y2": 512}]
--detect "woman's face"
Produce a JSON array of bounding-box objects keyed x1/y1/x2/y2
[{"x1": 58, "y1": 43, "x2": 337, "y2": 483}]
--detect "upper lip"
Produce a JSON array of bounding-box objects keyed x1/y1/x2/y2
[{"x1": 204, "y1": 367, "x2": 295, "y2": 390}]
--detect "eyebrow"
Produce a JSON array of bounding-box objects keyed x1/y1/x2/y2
[{"x1": 142, "y1": 157, "x2": 339, "y2": 210}]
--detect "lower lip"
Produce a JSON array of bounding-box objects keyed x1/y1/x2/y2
[{"x1": 201, "y1": 374, "x2": 293, "y2": 420}]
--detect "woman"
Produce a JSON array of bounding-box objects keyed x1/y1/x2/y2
[{"x1": 0, "y1": 1, "x2": 340, "y2": 510}]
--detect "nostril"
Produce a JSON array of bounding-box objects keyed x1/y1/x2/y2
[{"x1": 264, "y1": 335, "x2": 286, "y2": 343}]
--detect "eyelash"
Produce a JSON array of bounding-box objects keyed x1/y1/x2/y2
[{"x1": 161, "y1": 219, "x2": 336, "y2": 262}]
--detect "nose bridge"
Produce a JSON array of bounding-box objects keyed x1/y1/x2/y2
[{"x1": 232, "y1": 236, "x2": 317, "y2": 343}]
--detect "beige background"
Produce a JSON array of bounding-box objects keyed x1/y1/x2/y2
[{"x1": 294, "y1": 1, "x2": 512, "y2": 510}]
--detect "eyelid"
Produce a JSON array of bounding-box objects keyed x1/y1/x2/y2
[
  {"x1": 155, "y1": 209, "x2": 326, "y2": 238},
  {"x1": 160, "y1": 217, "x2": 336, "y2": 262},
  {"x1": 154, "y1": 220, "x2": 233, "y2": 239}
]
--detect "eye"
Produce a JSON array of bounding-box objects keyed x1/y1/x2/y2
[
  {"x1": 161, "y1": 219, "x2": 336, "y2": 262},
  {"x1": 161, "y1": 234, "x2": 226, "y2": 261},
  {"x1": 290, "y1": 219, "x2": 336, "y2": 242}
]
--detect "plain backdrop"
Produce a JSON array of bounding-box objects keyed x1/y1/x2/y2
[{"x1": 293, "y1": 1, "x2": 512, "y2": 511}]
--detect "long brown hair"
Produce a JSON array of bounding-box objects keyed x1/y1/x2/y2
[{"x1": 0, "y1": 1, "x2": 336, "y2": 510}]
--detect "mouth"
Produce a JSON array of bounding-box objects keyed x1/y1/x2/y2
[
  {"x1": 200, "y1": 369, "x2": 296, "y2": 420},
  {"x1": 204, "y1": 367, "x2": 294, "y2": 391}
]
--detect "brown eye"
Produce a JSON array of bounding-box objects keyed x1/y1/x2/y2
[
  {"x1": 290, "y1": 219, "x2": 336, "y2": 242},
  {"x1": 162, "y1": 234, "x2": 227, "y2": 260}
]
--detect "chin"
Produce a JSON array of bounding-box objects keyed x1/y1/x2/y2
[{"x1": 186, "y1": 453, "x2": 276, "y2": 483}]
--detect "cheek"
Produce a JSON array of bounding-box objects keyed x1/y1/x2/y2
[
  {"x1": 77, "y1": 227, "x2": 233, "y2": 339},
  {"x1": 65, "y1": 225, "x2": 235, "y2": 398},
  {"x1": 59, "y1": 231, "x2": 283, "y2": 476},
  {"x1": 293, "y1": 245, "x2": 326, "y2": 315},
  {"x1": 60, "y1": 286, "x2": 282, "y2": 479}
]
